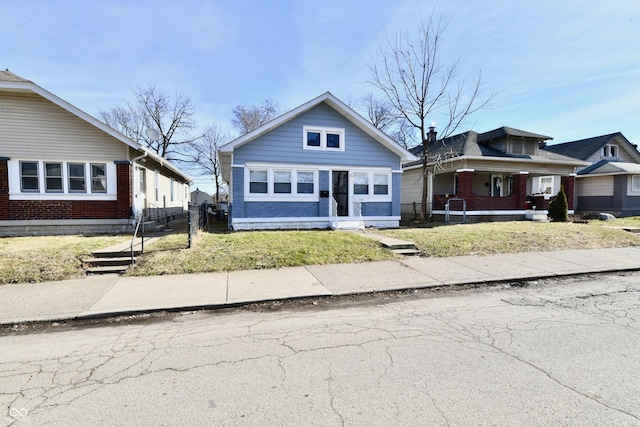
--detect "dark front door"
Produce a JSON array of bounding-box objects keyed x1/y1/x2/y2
[{"x1": 332, "y1": 171, "x2": 349, "y2": 216}]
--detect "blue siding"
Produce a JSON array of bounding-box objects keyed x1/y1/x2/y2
[
  {"x1": 245, "y1": 202, "x2": 319, "y2": 218},
  {"x1": 234, "y1": 103, "x2": 399, "y2": 168},
  {"x1": 231, "y1": 167, "x2": 245, "y2": 219},
  {"x1": 362, "y1": 202, "x2": 392, "y2": 216},
  {"x1": 392, "y1": 172, "x2": 402, "y2": 216},
  {"x1": 319, "y1": 170, "x2": 330, "y2": 217}
]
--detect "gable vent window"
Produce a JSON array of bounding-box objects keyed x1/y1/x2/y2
[
  {"x1": 303, "y1": 126, "x2": 345, "y2": 151},
  {"x1": 602, "y1": 144, "x2": 618, "y2": 158}
]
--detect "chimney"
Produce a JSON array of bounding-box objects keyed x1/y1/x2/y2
[{"x1": 428, "y1": 124, "x2": 437, "y2": 143}]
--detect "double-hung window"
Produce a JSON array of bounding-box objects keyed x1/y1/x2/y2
[
  {"x1": 20, "y1": 161, "x2": 39, "y2": 192},
  {"x1": 274, "y1": 171, "x2": 292, "y2": 194},
  {"x1": 303, "y1": 126, "x2": 345, "y2": 151},
  {"x1": 602, "y1": 144, "x2": 618, "y2": 158},
  {"x1": 91, "y1": 163, "x2": 107, "y2": 193},
  {"x1": 373, "y1": 174, "x2": 389, "y2": 195},
  {"x1": 297, "y1": 171, "x2": 314, "y2": 194},
  {"x1": 45, "y1": 162, "x2": 63, "y2": 193},
  {"x1": 68, "y1": 163, "x2": 86, "y2": 193},
  {"x1": 353, "y1": 173, "x2": 369, "y2": 195},
  {"x1": 249, "y1": 170, "x2": 268, "y2": 194},
  {"x1": 632, "y1": 176, "x2": 640, "y2": 192}
]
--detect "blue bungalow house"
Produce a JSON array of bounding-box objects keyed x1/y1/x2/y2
[{"x1": 218, "y1": 92, "x2": 418, "y2": 230}]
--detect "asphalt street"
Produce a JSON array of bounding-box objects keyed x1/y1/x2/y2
[{"x1": 1, "y1": 272, "x2": 639, "y2": 426}]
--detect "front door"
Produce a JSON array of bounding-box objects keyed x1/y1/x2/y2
[{"x1": 332, "y1": 171, "x2": 349, "y2": 216}]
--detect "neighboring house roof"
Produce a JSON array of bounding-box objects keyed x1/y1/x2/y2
[
  {"x1": 406, "y1": 126, "x2": 584, "y2": 169},
  {"x1": 0, "y1": 70, "x2": 191, "y2": 182},
  {"x1": 219, "y1": 91, "x2": 418, "y2": 162},
  {"x1": 544, "y1": 132, "x2": 640, "y2": 163},
  {"x1": 578, "y1": 160, "x2": 640, "y2": 176}
]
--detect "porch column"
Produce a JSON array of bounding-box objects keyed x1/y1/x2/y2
[
  {"x1": 115, "y1": 161, "x2": 133, "y2": 219},
  {"x1": 456, "y1": 169, "x2": 475, "y2": 200},
  {"x1": 0, "y1": 157, "x2": 9, "y2": 220},
  {"x1": 513, "y1": 172, "x2": 528, "y2": 209},
  {"x1": 561, "y1": 174, "x2": 576, "y2": 210}
]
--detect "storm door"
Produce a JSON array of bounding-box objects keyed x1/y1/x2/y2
[{"x1": 332, "y1": 171, "x2": 349, "y2": 216}]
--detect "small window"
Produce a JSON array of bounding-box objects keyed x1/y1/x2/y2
[
  {"x1": 274, "y1": 171, "x2": 292, "y2": 194},
  {"x1": 91, "y1": 163, "x2": 107, "y2": 193},
  {"x1": 632, "y1": 176, "x2": 640, "y2": 191},
  {"x1": 154, "y1": 170, "x2": 160, "y2": 202},
  {"x1": 68, "y1": 163, "x2": 86, "y2": 193},
  {"x1": 45, "y1": 162, "x2": 63, "y2": 192},
  {"x1": 306, "y1": 132, "x2": 321, "y2": 147},
  {"x1": 20, "y1": 161, "x2": 39, "y2": 192},
  {"x1": 249, "y1": 170, "x2": 268, "y2": 194},
  {"x1": 297, "y1": 171, "x2": 314, "y2": 194},
  {"x1": 373, "y1": 174, "x2": 389, "y2": 195},
  {"x1": 353, "y1": 173, "x2": 369, "y2": 195},
  {"x1": 326, "y1": 133, "x2": 341, "y2": 149},
  {"x1": 539, "y1": 176, "x2": 553, "y2": 194},
  {"x1": 602, "y1": 144, "x2": 618, "y2": 158},
  {"x1": 170, "y1": 178, "x2": 175, "y2": 202}
]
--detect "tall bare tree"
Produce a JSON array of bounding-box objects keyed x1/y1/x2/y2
[
  {"x1": 100, "y1": 83, "x2": 200, "y2": 161},
  {"x1": 184, "y1": 125, "x2": 228, "y2": 203},
  {"x1": 367, "y1": 13, "x2": 493, "y2": 220},
  {"x1": 231, "y1": 99, "x2": 280, "y2": 135}
]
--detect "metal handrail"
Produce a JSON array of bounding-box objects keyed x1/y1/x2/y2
[{"x1": 130, "y1": 214, "x2": 145, "y2": 265}]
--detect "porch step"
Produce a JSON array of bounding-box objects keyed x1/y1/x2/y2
[
  {"x1": 84, "y1": 256, "x2": 133, "y2": 267},
  {"x1": 85, "y1": 265, "x2": 131, "y2": 275},
  {"x1": 390, "y1": 248, "x2": 422, "y2": 256},
  {"x1": 332, "y1": 220, "x2": 364, "y2": 230},
  {"x1": 363, "y1": 231, "x2": 422, "y2": 257}
]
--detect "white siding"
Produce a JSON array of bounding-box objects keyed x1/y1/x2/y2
[
  {"x1": 401, "y1": 168, "x2": 423, "y2": 205},
  {"x1": 577, "y1": 176, "x2": 613, "y2": 197},
  {"x1": 0, "y1": 92, "x2": 128, "y2": 160}
]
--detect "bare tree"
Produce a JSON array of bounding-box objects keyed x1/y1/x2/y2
[
  {"x1": 184, "y1": 125, "x2": 228, "y2": 204},
  {"x1": 100, "y1": 83, "x2": 200, "y2": 161},
  {"x1": 367, "y1": 13, "x2": 493, "y2": 220},
  {"x1": 358, "y1": 93, "x2": 397, "y2": 131},
  {"x1": 231, "y1": 99, "x2": 280, "y2": 135}
]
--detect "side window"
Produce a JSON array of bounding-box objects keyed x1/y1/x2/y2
[
  {"x1": 273, "y1": 171, "x2": 292, "y2": 194},
  {"x1": 373, "y1": 174, "x2": 389, "y2": 195},
  {"x1": 297, "y1": 171, "x2": 314, "y2": 194},
  {"x1": 68, "y1": 163, "x2": 86, "y2": 193},
  {"x1": 249, "y1": 170, "x2": 268, "y2": 194},
  {"x1": 353, "y1": 173, "x2": 369, "y2": 195},
  {"x1": 326, "y1": 132, "x2": 341, "y2": 149},
  {"x1": 20, "y1": 161, "x2": 39, "y2": 192},
  {"x1": 45, "y1": 162, "x2": 63, "y2": 192},
  {"x1": 632, "y1": 176, "x2": 640, "y2": 191},
  {"x1": 91, "y1": 163, "x2": 107, "y2": 193}
]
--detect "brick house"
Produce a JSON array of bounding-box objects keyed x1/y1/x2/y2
[
  {"x1": 402, "y1": 127, "x2": 588, "y2": 222},
  {"x1": 0, "y1": 70, "x2": 191, "y2": 236}
]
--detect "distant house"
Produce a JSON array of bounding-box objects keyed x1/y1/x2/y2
[
  {"x1": 543, "y1": 132, "x2": 640, "y2": 217},
  {"x1": 191, "y1": 188, "x2": 214, "y2": 206},
  {"x1": 0, "y1": 70, "x2": 191, "y2": 236},
  {"x1": 218, "y1": 92, "x2": 418, "y2": 230},
  {"x1": 402, "y1": 126, "x2": 588, "y2": 222}
]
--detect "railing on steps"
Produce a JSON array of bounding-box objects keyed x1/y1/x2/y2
[{"x1": 130, "y1": 214, "x2": 145, "y2": 265}]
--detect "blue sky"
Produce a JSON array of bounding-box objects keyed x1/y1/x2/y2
[{"x1": 2, "y1": 0, "x2": 640, "y2": 192}]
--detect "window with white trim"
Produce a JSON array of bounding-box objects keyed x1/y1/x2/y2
[
  {"x1": 246, "y1": 167, "x2": 318, "y2": 200},
  {"x1": 154, "y1": 170, "x2": 160, "y2": 202},
  {"x1": 45, "y1": 162, "x2": 63, "y2": 193},
  {"x1": 170, "y1": 178, "x2": 175, "y2": 202},
  {"x1": 68, "y1": 163, "x2": 86, "y2": 193},
  {"x1": 91, "y1": 163, "x2": 107, "y2": 193},
  {"x1": 15, "y1": 160, "x2": 112, "y2": 196},
  {"x1": 632, "y1": 175, "x2": 640, "y2": 191},
  {"x1": 350, "y1": 171, "x2": 392, "y2": 200},
  {"x1": 303, "y1": 126, "x2": 345, "y2": 151},
  {"x1": 20, "y1": 161, "x2": 39, "y2": 192},
  {"x1": 602, "y1": 144, "x2": 618, "y2": 158},
  {"x1": 538, "y1": 176, "x2": 554, "y2": 195}
]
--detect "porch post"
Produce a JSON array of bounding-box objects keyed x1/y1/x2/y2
[
  {"x1": 561, "y1": 174, "x2": 576, "y2": 210},
  {"x1": 514, "y1": 172, "x2": 529, "y2": 209},
  {"x1": 455, "y1": 169, "x2": 475, "y2": 201},
  {"x1": 0, "y1": 157, "x2": 9, "y2": 220}
]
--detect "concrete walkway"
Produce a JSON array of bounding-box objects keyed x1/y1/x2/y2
[{"x1": 2, "y1": 246, "x2": 640, "y2": 325}]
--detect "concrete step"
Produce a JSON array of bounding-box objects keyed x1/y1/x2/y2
[
  {"x1": 391, "y1": 248, "x2": 422, "y2": 256},
  {"x1": 85, "y1": 265, "x2": 130, "y2": 275},
  {"x1": 85, "y1": 256, "x2": 133, "y2": 267},
  {"x1": 91, "y1": 250, "x2": 141, "y2": 258},
  {"x1": 622, "y1": 227, "x2": 640, "y2": 234}
]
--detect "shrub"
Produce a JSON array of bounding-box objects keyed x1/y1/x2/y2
[{"x1": 548, "y1": 185, "x2": 568, "y2": 222}]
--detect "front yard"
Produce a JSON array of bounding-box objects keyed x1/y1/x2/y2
[{"x1": 1, "y1": 218, "x2": 640, "y2": 285}]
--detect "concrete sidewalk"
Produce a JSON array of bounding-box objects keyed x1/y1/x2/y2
[{"x1": 2, "y1": 246, "x2": 640, "y2": 325}]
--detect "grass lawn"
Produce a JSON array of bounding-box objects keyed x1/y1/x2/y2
[{"x1": 1, "y1": 218, "x2": 639, "y2": 285}]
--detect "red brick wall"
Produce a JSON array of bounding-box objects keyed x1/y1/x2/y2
[
  {"x1": 0, "y1": 159, "x2": 9, "y2": 220},
  {"x1": 561, "y1": 175, "x2": 575, "y2": 210},
  {"x1": 115, "y1": 162, "x2": 132, "y2": 218}
]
